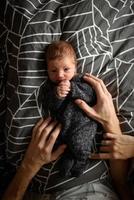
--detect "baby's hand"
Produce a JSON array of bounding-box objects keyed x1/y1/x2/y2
[{"x1": 56, "y1": 80, "x2": 71, "y2": 98}]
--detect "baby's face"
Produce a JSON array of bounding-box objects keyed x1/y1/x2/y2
[{"x1": 47, "y1": 56, "x2": 76, "y2": 83}]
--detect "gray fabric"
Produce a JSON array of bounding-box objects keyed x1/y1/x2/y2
[
  {"x1": 38, "y1": 75, "x2": 100, "y2": 177},
  {"x1": 23, "y1": 179, "x2": 119, "y2": 200},
  {"x1": 55, "y1": 181, "x2": 119, "y2": 200}
]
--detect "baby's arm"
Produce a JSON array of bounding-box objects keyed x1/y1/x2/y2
[{"x1": 40, "y1": 80, "x2": 69, "y2": 116}]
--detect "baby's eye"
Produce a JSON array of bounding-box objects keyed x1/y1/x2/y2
[
  {"x1": 51, "y1": 69, "x2": 56, "y2": 73},
  {"x1": 64, "y1": 67, "x2": 70, "y2": 71}
]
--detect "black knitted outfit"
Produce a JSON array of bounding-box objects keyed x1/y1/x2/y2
[{"x1": 38, "y1": 74, "x2": 101, "y2": 177}]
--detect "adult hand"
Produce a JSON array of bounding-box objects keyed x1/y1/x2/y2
[
  {"x1": 75, "y1": 73, "x2": 121, "y2": 133},
  {"x1": 22, "y1": 117, "x2": 66, "y2": 175},
  {"x1": 74, "y1": 74, "x2": 133, "y2": 200},
  {"x1": 2, "y1": 117, "x2": 66, "y2": 200},
  {"x1": 91, "y1": 133, "x2": 134, "y2": 160}
]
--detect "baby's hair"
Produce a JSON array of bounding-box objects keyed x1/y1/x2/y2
[{"x1": 46, "y1": 40, "x2": 77, "y2": 65}]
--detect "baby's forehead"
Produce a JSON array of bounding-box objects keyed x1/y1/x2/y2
[
  {"x1": 49, "y1": 54, "x2": 74, "y2": 61},
  {"x1": 48, "y1": 56, "x2": 75, "y2": 64}
]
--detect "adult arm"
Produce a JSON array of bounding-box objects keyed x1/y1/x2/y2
[
  {"x1": 75, "y1": 74, "x2": 134, "y2": 159},
  {"x1": 2, "y1": 118, "x2": 66, "y2": 200},
  {"x1": 75, "y1": 74, "x2": 133, "y2": 200}
]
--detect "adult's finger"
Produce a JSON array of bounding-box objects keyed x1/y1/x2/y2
[
  {"x1": 90, "y1": 153, "x2": 112, "y2": 160},
  {"x1": 51, "y1": 144, "x2": 67, "y2": 161},
  {"x1": 32, "y1": 117, "x2": 52, "y2": 140},
  {"x1": 84, "y1": 74, "x2": 109, "y2": 94},
  {"x1": 46, "y1": 123, "x2": 62, "y2": 152},
  {"x1": 38, "y1": 120, "x2": 58, "y2": 147},
  {"x1": 84, "y1": 74, "x2": 111, "y2": 98},
  {"x1": 99, "y1": 145, "x2": 112, "y2": 152},
  {"x1": 103, "y1": 132, "x2": 120, "y2": 139},
  {"x1": 101, "y1": 139, "x2": 113, "y2": 146},
  {"x1": 32, "y1": 118, "x2": 44, "y2": 137}
]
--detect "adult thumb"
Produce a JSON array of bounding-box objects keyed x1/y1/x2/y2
[{"x1": 75, "y1": 99, "x2": 97, "y2": 120}]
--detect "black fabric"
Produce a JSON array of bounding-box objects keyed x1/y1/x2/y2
[
  {"x1": 38, "y1": 75, "x2": 101, "y2": 177},
  {"x1": 0, "y1": 0, "x2": 134, "y2": 194},
  {"x1": 45, "y1": 160, "x2": 109, "y2": 193}
]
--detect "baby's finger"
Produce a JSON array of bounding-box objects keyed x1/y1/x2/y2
[{"x1": 59, "y1": 81, "x2": 70, "y2": 88}]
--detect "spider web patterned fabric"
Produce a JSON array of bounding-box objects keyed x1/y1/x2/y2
[{"x1": 0, "y1": 0, "x2": 134, "y2": 194}]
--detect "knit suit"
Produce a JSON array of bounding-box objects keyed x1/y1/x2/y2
[{"x1": 38, "y1": 75, "x2": 100, "y2": 177}]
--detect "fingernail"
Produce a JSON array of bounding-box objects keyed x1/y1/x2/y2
[
  {"x1": 57, "y1": 123, "x2": 62, "y2": 128},
  {"x1": 83, "y1": 75, "x2": 89, "y2": 80},
  {"x1": 54, "y1": 119, "x2": 58, "y2": 124},
  {"x1": 75, "y1": 99, "x2": 83, "y2": 104},
  {"x1": 84, "y1": 73, "x2": 90, "y2": 77},
  {"x1": 43, "y1": 116, "x2": 51, "y2": 121},
  {"x1": 63, "y1": 144, "x2": 67, "y2": 149}
]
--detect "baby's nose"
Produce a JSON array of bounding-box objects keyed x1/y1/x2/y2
[{"x1": 57, "y1": 71, "x2": 64, "y2": 80}]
